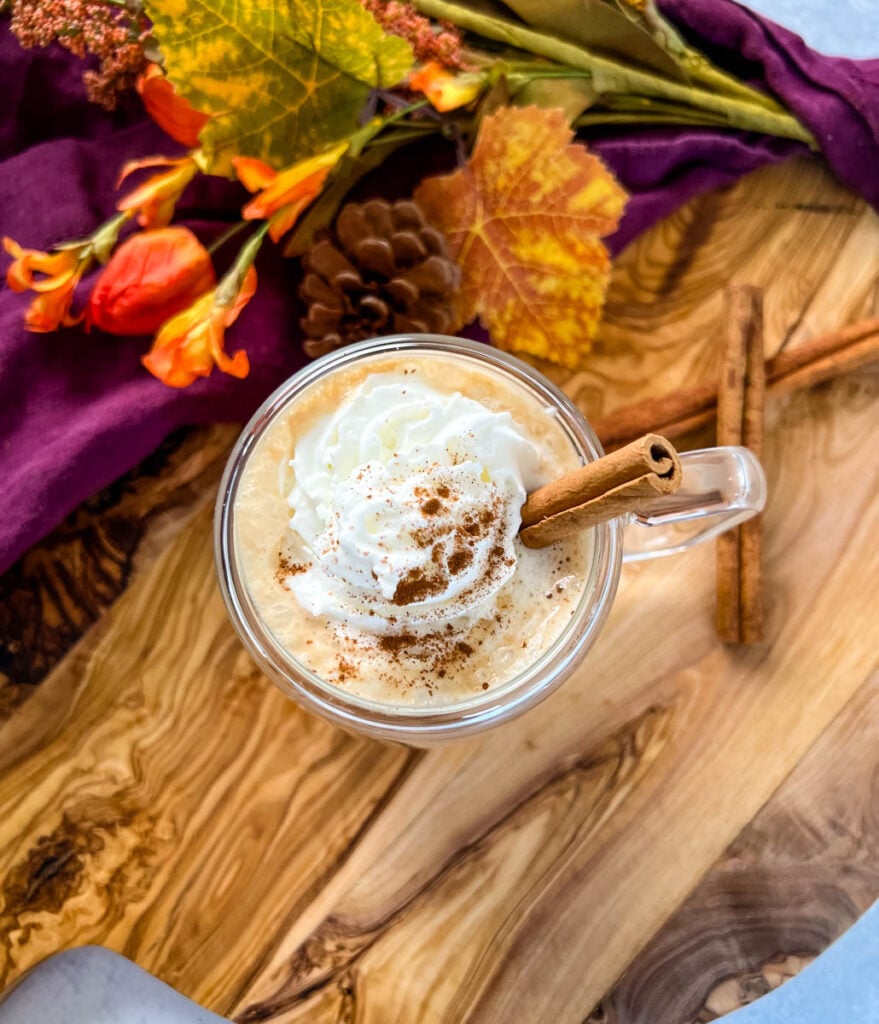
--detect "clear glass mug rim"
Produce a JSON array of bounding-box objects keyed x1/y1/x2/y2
[{"x1": 215, "y1": 334, "x2": 626, "y2": 739}]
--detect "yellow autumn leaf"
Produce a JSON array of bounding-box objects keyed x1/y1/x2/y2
[
  {"x1": 145, "y1": 0, "x2": 413, "y2": 175},
  {"x1": 414, "y1": 106, "x2": 627, "y2": 368}
]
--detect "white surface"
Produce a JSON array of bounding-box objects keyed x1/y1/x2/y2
[
  {"x1": 744, "y1": 0, "x2": 879, "y2": 58},
  {"x1": 0, "y1": 947, "x2": 229, "y2": 1024}
]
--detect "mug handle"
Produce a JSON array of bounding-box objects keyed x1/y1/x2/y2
[{"x1": 622, "y1": 446, "x2": 767, "y2": 563}]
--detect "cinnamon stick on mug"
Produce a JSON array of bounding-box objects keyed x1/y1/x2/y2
[
  {"x1": 716, "y1": 285, "x2": 766, "y2": 644},
  {"x1": 519, "y1": 433, "x2": 682, "y2": 548}
]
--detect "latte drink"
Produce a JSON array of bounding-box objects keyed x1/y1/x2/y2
[{"x1": 232, "y1": 346, "x2": 594, "y2": 709}]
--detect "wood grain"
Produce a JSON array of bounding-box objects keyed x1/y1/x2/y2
[
  {"x1": 0, "y1": 424, "x2": 236, "y2": 718},
  {"x1": 587, "y1": 673, "x2": 879, "y2": 1023},
  {"x1": 0, "y1": 158, "x2": 877, "y2": 1023},
  {"x1": 0, "y1": 503, "x2": 415, "y2": 1006},
  {"x1": 541, "y1": 157, "x2": 875, "y2": 435}
]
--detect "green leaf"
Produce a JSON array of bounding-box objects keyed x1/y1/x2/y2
[
  {"x1": 412, "y1": 0, "x2": 817, "y2": 147},
  {"x1": 512, "y1": 77, "x2": 596, "y2": 121},
  {"x1": 497, "y1": 0, "x2": 687, "y2": 80},
  {"x1": 611, "y1": 0, "x2": 691, "y2": 60},
  {"x1": 144, "y1": 0, "x2": 414, "y2": 175}
]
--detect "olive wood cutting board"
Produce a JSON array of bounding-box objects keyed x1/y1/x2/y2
[{"x1": 1, "y1": 156, "x2": 877, "y2": 1023}]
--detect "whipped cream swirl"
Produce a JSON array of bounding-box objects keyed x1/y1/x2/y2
[{"x1": 283, "y1": 373, "x2": 544, "y2": 634}]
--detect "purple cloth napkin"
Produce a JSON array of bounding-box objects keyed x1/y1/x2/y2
[{"x1": 1, "y1": 1, "x2": 878, "y2": 574}]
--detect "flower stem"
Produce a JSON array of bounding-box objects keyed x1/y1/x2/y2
[
  {"x1": 411, "y1": 0, "x2": 817, "y2": 148},
  {"x1": 207, "y1": 220, "x2": 250, "y2": 255},
  {"x1": 680, "y1": 53, "x2": 781, "y2": 111},
  {"x1": 216, "y1": 222, "x2": 269, "y2": 306},
  {"x1": 234, "y1": 221, "x2": 270, "y2": 267},
  {"x1": 349, "y1": 99, "x2": 433, "y2": 156}
]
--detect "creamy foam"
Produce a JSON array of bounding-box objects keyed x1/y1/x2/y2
[{"x1": 234, "y1": 352, "x2": 594, "y2": 707}]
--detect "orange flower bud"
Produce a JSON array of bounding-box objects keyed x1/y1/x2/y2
[
  {"x1": 3, "y1": 237, "x2": 85, "y2": 332},
  {"x1": 136, "y1": 64, "x2": 211, "y2": 148},
  {"x1": 232, "y1": 141, "x2": 348, "y2": 242},
  {"x1": 409, "y1": 61, "x2": 483, "y2": 112},
  {"x1": 117, "y1": 156, "x2": 199, "y2": 229},
  {"x1": 23, "y1": 281, "x2": 82, "y2": 332},
  {"x1": 142, "y1": 266, "x2": 257, "y2": 388},
  {"x1": 85, "y1": 227, "x2": 216, "y2": 336},
  {"x1": 3, "y1": 239, "x2": 79, "y2": 293}
]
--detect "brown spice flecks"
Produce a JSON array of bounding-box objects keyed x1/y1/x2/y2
[
  {"x1": 277, "y1": 554, "x2": 309, "y2": 583},
  {"x1": 448, "y1": 548, "x2": 473, "y2": 575},
  {"x1": 378, "y1": 633, "x2": 417, "y2": 654},
  {"x1": 414, "y1": 524, "x2": 443, "y2": 547},
  {"x1": 392, "y1": 568, "x2": 448, "y2": 606},
  {"x1": 336, "y1": 657, "x2": 356, "y2": 682},
  {"x1": 421, "y1": 497, "x2": 443, "y2": 515},
  {"x1": 370, "y1": 622, "x2": 479, "y2": 679}
]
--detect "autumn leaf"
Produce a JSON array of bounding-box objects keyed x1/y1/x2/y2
[
  {"x1": 414, "y1": 106, "x2": 626, "y2": 368},
  {"x1": 144, "y1": 0, "x2": 413, "y2": 174}
]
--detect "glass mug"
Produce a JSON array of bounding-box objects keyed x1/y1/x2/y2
[{"x1": 215, "y1": 335, "x2": 765, "y2": 744}]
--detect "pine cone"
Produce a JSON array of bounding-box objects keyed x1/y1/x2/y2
[{"x1": 299, "y1": 198, "x2": 461, "y2": 357}]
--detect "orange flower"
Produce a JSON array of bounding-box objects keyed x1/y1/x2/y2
[
  {"x1": 409, "y1": 61, "x2": 483, "y2": 112},
  {"x1": 86, "y1": 226, "x2": 215, "y2": 336},
  {"x1": 142, "y1": 265, "x2": 257, "y2": 388},
  {"x1": 136, "y1": 64, "x2": 210, "y2": 148},
  {"x1": 3, "y1": 237, "x2": 86, "y2": 332},
  {"x1": 21, "y1": 278, "x2": 83, "y2": 332},
  {"x1": 4, "y1": 238, "x2": 80, "y2": 294},
  {"x1": 4, "y1": 214, "x2": 131, "y2": 333},
  {"x1": 233, "y1": 141, "x2": 348, "y2": 242},
  {"x1": 117, "y1": 155, "x2": 199, "y2": 229}
]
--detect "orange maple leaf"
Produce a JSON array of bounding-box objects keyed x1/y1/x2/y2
[{"x1": 415, "y1": 106, "x2": 627, "y2": 369}]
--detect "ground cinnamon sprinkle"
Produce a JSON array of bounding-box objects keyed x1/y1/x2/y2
[
  {"x1": 448, "y1": 548, "x2": 473, "y2": 575},
  {"x1": 378, "y1": 633, "x2": 418, "y2": 654},
  {"x1": 392, "y1": 568, "x2": 448, "y2": 605},
  {"x1": 370, "y1": 624, "x2": 480, "y2": 680},
  {"x1": 336, "y1": 657, "x2": 356, "y2": 682},
  {"x1": 276, "y1": 553, "x2": 309, "y2": 583}
]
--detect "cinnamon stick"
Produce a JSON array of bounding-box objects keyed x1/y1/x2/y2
[
  {"x1": 739, "y1": 294, "x2": 766, "y2": 645},
  {"x1": 594, "y1": 315, "x2": 879, "y2": 450},
  {"x1": 715, "y1": 286, "x2": 765, "y2": 644},
  {"x1": 519, "y1": 433, "x2": 682, "y2": 548}
]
